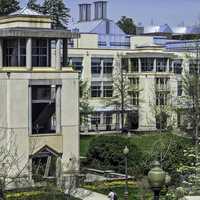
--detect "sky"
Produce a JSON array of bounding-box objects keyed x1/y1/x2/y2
[{"x1": 20, "y1": 0, "x2": 200, "y2": 26}]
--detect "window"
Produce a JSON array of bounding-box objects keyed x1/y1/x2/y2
[
  {"x1": 103, "y1": 112, "x2": 112, "y2": 131},
  {"x1": 103, "y1": 58, "x2": 113, "y2": 74},
  {"x1": 32, "y1": 39, "x2": 49, "y2": 67},
  {"x1": 91, "y1": 82, "x2": 101, "y2": 97},
  {"x1": 141, "y1": 58, "x2": 154, "y2": 72},
  {"x1": 91, "y1": 113, "x2": 101, "y2": 125},
  {"x1": 121, "y1": 58, "x2": 128, "y2": 72},
  {"x1": 173, "y1": 59, "x2": 182, "y2": 74},
  {"x1": 32, "y1": 85, "x2": 56, "y2": 134},
  {"x1": 130, "y1": 58, "x2": 138, "y2": 72},
  {"x1": 156, "y1": 58, "x2": 167, "y2": 72},
  {"x1": 103, "y1": 84, "x2": 113, "y2": 97},
  {"x1": 155, "y1": 77, "x2": 169, "y2": 90},
  {"x1": 130, "y1": 92, "x2": 139, "y2": 106},
  {"x1": 177, "y1": 81, "x2": 182, "y2": 96},
  {"x1": 129, "y1": 77, "x2": 139, "y2": 89},
  {"x1": 156, "y1": 92, "x2": 168, "y2": 106},
  {"x1": 69, "y1": 57, "x2": 83, "y2": 72},
  {"x1": 32, "y1": 146, "x2": 60, "y2": 181},
  {"x1": 4, "y1": 39, "x2": 26, "y2": 66},
  {"x1": 91, "y1": 58, "x2": 101, "y2": 74},
  {"x1": 189, "y1": 59, "x2": 200, "y2": 74}
]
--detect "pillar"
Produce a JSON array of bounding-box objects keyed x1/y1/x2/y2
[
  {"x1": 56, "y1": 39, "x2": 62, "y2": 70},
  {"x1": 138, "y1": 58, "x2": 142, "y2": 73},
  {"x1": 0, "y1": 39, "x2": 3, "y2": 68},
  {"x1": 153, "y1": 58, "x2": 156, "y2": 72},
  {"x1": 56, "y1": 86, "x2": 61, "y2": 134},
  {"x1": 26, "y1": 38, "x2": 32, "y2": 70},
  {"x1": 166, "y1": 58, "x2": 170, "y2": 72},
  {"x1": 28, "y1": 85, "x2": 32, "y2": 134}
]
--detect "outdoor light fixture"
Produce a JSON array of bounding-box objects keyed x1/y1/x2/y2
[
  {"x1": 148, "y1": 161, "x2": 171, "y2": 200},
  {"x1": 123, "y1": 146, "x2": 129, "y2": 200}
]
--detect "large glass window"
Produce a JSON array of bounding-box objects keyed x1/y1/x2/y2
[
  {"x1": 189, "y1": 59, "x2": 200, "y2": 74},
  {"x1": 69, "y1": 57, "x2": 83, "y2": 72},
  {"x1": 141, "y1": 58, "x2": 154, "y2": 72},
  {"x1": 4, "y1": 39, "x2": 26, "y2": 66},
  {"x1": 103, "y1": 84, "x2": 113, "y2": 97},
  {"x1": 156, "y1": 58, "x2": 167, "y2": 72},
  {"x1": 91, "y1": 113, "x2": 101, "y2": 125},
  {"x1": 173, "y1": 59, "x2": 182, "y2": 74},
  {"x1": 156, "y1": 92, "x2": 168, "y2": 106},
  {"x1": 130, "y1": 92, "x2": 139, "y2": 106},
  {"x1": 91, "y1": 82, "x2": 101, "y2": 97},
  {"x1": 91, "y1": 58, "x2": 101, "y2": 74},
  {"x1": 130, "y1": 58, "x2": 139, "y2": 72},
  {"x1": 32, "y1": 39, "x2": 49, "y2": 67},
  {"x1": 32, "y1": 85, "x2": 56, "y2": 134},
  {"x1": 103, "y1": 58, "x2": 113, "y2": 74}
]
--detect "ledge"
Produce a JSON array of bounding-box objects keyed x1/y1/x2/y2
[{"x1": 0, "y1": 66, "x2": 76, "y2": 73}]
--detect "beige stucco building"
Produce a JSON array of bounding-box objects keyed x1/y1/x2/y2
[{"x1": 0, "y1": 7, "x2": 79, "y2": 184}]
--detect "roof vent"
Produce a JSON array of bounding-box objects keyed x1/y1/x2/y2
[
  {"x1": 94, "y1": 1, "x2": 107, "y2": 20},
  {"x1": 79, "y1": 4, "x2": 91, "y2": 22}
]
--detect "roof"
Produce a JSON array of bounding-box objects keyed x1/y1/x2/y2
[
  {"x1": 9, "y1": 6, "x2": 44, "y2": 16},
  {"x1": 71, "y1": 19, "x2": 126, "y2": 35},
  {"x1": 144, "y1": 24, "x2": 173, "y2": 34}
]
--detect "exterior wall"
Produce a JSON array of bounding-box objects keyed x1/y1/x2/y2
[
  {"x1": 0, "y1": 16, "x2": 52, "y2": 29},
  {"x1": 130, "y1": 36, "x2": 154, "y2": 49},
  {"x1": 74, "y1": 34, "x2": 98, "y2": 49},
  {"x1": 0, "y1": 71, "x2": 79, "y2": 175}
]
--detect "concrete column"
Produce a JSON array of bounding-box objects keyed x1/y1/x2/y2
[
  {"x1": 100, "y1": 58, "x2": 104, "y2": 78},
  {"x1": 56, "y1": 86, "x2": 61, "y2": 134},
  {"x1": 26, "y1": 38, "x2": 32, "y2": 70},
  {"x1": 128, "y1": 58, "x2": 131, "y2": 73},
  {"x1": 56, "y1": 39, "x2": 62, "y2": 70},
  {"x1": 153, "y1": 58, "x2": 156, "y2": 72},
  {"x1": 138, "y1": 58, "x2": 142, "y2": 73},
  {"x1": 166, "y1": 58, "x2": 170, "y2": 72},
  {"x1": 0, "y1": 39, "x2": 3, "y2": 68},
  {"x1": 28, "y1": 85, "x2": 32, "y2": 134}
]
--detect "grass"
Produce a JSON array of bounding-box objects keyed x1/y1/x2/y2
[
  {"x1": 80, "y1": 135, "x2": 95, "y2": 157},
  {"x1": 80, "y1": 131, "x2": 191, "y2": 157},
  {"x1": 83, "y1": 180, "x2": 152, "y2": 200}
]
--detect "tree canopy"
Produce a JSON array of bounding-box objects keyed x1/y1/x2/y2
[
  {"x1": 117, "y1": 16, "x2": 136, "y2": 35},
  {"x1": 27, "y1": 0, "x2": 41, "y2": 12},
  {"x1": 0, "y1": 0, "x2": 20, "y2": 16},
  {"x1": 42, "y1": 0, "x2": 70, "y2": 29}
]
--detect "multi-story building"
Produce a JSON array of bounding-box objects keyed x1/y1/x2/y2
[
  {"x1": 0, "y1": 7, "x2": 79, "y2": 184},
  {"x1": 69, "y1": 1, "x2": 182, "y2": 132}
]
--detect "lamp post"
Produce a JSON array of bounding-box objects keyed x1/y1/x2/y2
[
  {"x1": 123, "y1": 146, "x2": 129, "y2": 200},
  {"x1": 148, "y1": 161, "x2": 171, "y2": 200}
]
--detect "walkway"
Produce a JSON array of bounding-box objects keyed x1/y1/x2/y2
[{"x1": 72, "y1": 188, "x2": 108, "y2": 200}]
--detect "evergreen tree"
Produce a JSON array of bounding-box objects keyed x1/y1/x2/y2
[
  {"x1": 27, "y1": 0, "x2": 41, "y2": 12},
  {"x1": 0, "y1": 0, "x2": 20, "y2": 16},
  {"x1": 42, "y1": 0, "x2": 70, "y2": 29},
  {"x1": 117, "y1": 16, "x2": 136, "y2": 35}
]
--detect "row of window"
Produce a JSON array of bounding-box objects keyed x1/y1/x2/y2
[{"x1": 91, "y1": 82, "x2": 113, "y2": 97}]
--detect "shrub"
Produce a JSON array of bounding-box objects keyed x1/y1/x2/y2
[{"x1": 85, "y1": 136, "x2": 143, "y2": 174}]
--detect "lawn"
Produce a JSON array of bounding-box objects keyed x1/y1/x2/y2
[
  {"x1": 80, "y1": 132, "x2": 191, "y2": 157},
  {"x1": 83, "y1": 180, "x2": 153, "y2": 200}
]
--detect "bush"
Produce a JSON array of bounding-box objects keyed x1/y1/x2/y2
[{"x1": 85, "y1": 136, "x2": 143, "y2": 174}]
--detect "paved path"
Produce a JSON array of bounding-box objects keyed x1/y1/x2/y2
[
  {"x1": 72, "y1": 188, "x2": 108, "y2": 200},
  {"x1": 185, "y1": 197, "x2": 200, "y2": 200}
]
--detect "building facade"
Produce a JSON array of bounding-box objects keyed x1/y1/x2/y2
[
  {"x1": 69, "y1": 1, "x2": 194, "y2": 133},
  {"x1": 0, "y1": 7, "x2": 79, "y2": 184}
]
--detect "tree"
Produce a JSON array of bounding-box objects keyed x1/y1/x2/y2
[
  {"x1": 106, "y1": 55, "x2": 131, "y2": 132},
  {"x1": 27, "y1": 0, "x2": 41, "y2": 12},
  {"x1": 79, "y1": 81, "x2": 93, "y2": 131},
  {"x1": 117, "y1": 16, "x2": 136, "y2": 35},
  {"x1": 0, "y1": 0, "x2": 20, "y2": 16},
  {"x1": 42, "y1": 0, "x2": 70, "y2": 29}
]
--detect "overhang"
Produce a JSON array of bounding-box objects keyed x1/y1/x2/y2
[{"x1": 0, "y1": 27, "x2": 79, "y2": 39}]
